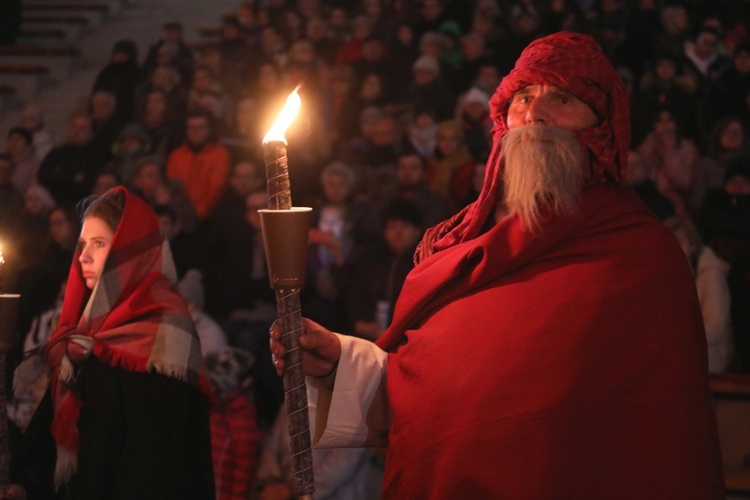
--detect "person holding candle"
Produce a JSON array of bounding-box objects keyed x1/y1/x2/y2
[
  {"x1": 270, "y1": 32, "x2": 725, "y2": 498},
  {"x1": 6, "y1": 186, "x2": 214, "y2": 499}
]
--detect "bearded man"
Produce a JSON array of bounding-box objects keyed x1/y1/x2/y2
[{"x1": 271, "y1": 33, "x2": 725, "y2": 498}]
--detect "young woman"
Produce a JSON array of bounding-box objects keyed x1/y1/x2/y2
[{"x1": 9, "y1": 187, "x2": 214, "y2": 499}]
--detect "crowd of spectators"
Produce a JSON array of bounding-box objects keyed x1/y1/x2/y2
[{"x1": 2, "y1": 0, "x2": 750, "y2": 497}]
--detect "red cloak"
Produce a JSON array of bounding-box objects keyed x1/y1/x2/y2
[{"x1": 376, "y1": 185, "x2": 724, "y2": 498}]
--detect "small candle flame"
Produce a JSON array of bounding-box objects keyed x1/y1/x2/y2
[{"x1": 263, "y1": 87, "x2": 301, "y2": 144}]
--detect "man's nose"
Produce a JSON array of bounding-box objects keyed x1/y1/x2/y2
[{"x1": 526, "y1": 97, "x2": 549, "y2": 124}]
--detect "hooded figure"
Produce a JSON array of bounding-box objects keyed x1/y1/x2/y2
[
  {"x1": 12, "y1": 187, "x2": 215, "y2": 499},
  {"x1": 284, "y1": 33, "x2": 725, "y2": 500}
]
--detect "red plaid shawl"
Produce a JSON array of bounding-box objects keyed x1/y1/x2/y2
[
  {"x1": 44, "y1": 186, "x2": 207, "y2": 486},
  {"x1": 418, "y1": 32, "x2": 631, "y2": 260}
]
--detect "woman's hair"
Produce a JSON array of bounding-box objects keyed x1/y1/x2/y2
[{"x1": 82, "y1": 188, "x2": 126, "y2": 233}]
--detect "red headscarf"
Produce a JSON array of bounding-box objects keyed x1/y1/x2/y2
[
  {"x1": 419, "y1": 32, "x2": 631, "y2": 260},
  {"x1": 43, "y1": 186, "x2": 207, "y2": 487}
]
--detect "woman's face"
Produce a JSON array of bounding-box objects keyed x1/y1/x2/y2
[{"x1": 78, "y1": 216, "x2": 115, "y2": 290}]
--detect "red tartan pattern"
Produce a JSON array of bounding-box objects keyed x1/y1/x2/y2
[{"x1": 210, "y1": 394, "x2": 261, "y2": 500}]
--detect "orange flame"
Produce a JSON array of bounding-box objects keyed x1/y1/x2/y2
[{"x1": 263, "y1": 87, "x2": 301, "y2": 144}]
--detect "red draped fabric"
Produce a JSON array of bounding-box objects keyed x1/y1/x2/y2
[{"x1": 376, "y1": 185, "x2": 724, "y2": 498}]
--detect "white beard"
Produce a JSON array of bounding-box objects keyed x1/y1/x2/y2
[{"x1": 499, "y1": 124, "x2": 583, "y2": 233}]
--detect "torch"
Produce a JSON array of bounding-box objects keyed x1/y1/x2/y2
[
  {"x1": 261, "y1": 88, "x2": 314, "y2": 499},
  {"x1": 0, "y1": 246, "x2": 20, "y2": 488}
]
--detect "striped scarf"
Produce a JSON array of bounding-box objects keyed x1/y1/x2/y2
[{"x1": 43, "y1": 186, "x2": 207, "y2": 488}]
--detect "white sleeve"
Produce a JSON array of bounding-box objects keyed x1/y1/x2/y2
[{"x1": 307, "y1": 333, "x2": 390, "y2": 449}]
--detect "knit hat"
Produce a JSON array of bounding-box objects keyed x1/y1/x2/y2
[{"x1": 413, "y1": 55, "x2": 440, "y2": 76}]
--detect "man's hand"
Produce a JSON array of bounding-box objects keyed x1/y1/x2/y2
[{"x1": 270, "y1": 318, "x2": 341, "y2": 378}]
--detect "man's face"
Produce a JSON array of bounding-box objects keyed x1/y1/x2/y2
[
  {"x1": 67, "y1": 117, "x2": 93, "y2": 146},
  {"x1": 506, "y1": 84, "x2": 598, "y2": 132},
  {"x1": 186, "y1": 116, "x2": 211, "y2": 147},
  {"x1": 385, "y1": 219, "x2": 420, "y2": 255},
  {"x1": 230, "y1": 161, "x2": 261, "y2": 197},
  {"x1": 397, "y1": 155, "x2": 424, "y2": 187},
  {"x1": 322, "y1": 172, "x2": 350, "y2": 203},
  {"x1": 371, "y1": 119, "x2": 396, "y2": 146},
  {"x1": 91, "y1": 94, "x2": 115, "y2": 122}
]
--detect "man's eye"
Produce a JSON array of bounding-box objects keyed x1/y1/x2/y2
[{"x1": 559, "y1": 95, "x2": 570, "y2": 104}]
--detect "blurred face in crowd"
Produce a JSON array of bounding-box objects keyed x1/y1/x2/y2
[
  {"x1": 371, "y1": 118, "x2": 396, "y2": 147},
  {"x1": 25, "y1": 190, "x2": 46, "y2": 215},
  {"x1": 49, "y1": 208, "x2": 75, "y2": 247},
  {"x1": 79, "y1": 216, "x2": 114, "y2": 289},
  {"x1": 476, "y1": 65, "x2": 501, "y2": 92},
  {"x1": 90, "y1": 93, "x2": 116, "y2": 123},
  {"x1": 385, "y1": 219, "x2": 420, "y2": 255},
  {"x1": 186, "y1": 115, "x2": 211, "y2": 147},
  {"x1": 655, "y1": 58, "x2": 677, "y2": 82},
  {"x1": 397, "y1": 154, "x2": 425, "y2": 188},
  {"x1": 230, "y1": 161, "x2": 262, "y2": 197},
  {"x1": 414, "y1": 67, "x2": 436, "y2": 86},
  {"x1": 360, "y1": 74, "x2": 383, "y2": 100},
  {"x1": 67, "y1": 116, "x2": 93, "y2": 146},
  {"x1": 322, "y1": 171, "x2": 351, "y2": 204},
  {"x1": 653, "y1": 110, "x2": 677, "y2": 137},
  {"x1": 694, "y1": 31, "x2": 718, "y2": 59},
  {"x1": 152, "y1": 66, "x2": 178, "y2": 90},
  {"x1": 245, "y1": 191, "x2": 268, "y2": 229},
  {"x1": 133, "y1": 162, "x2": 162, "y2": 197},
  {"x1": 94, "y1": 173, "x2": 119, "y2": 197},
  {"x1": 20, "y1": 105, "x2": 42, "y2": 131},
  {"x1": 192, "y1": 68, "x2": 215, "y2": 93},
  {"x1": 436, "y1": 128, "x2": 461, "y2": 156},
  {"x1": 720, "y1": 120, "x2": 744, "y2": 152},
  {"x1": 306, "y1": 17, "x2": 327, "y2": 41},
  {"x1": 145, "y1": 91, "x2": 168, "y2": 122},
  {"x1": 725, "y1": 174, "x2": 750, "y2": 196},
  {"x1": 421, "y1": 0, "x2": 443, "y2": 21},
  {"x1": 461, "y1": 35, "x2": 485, "y2": 60},
  {"x1": 163, "y1": 26, "x2": 183, "y2": 44},
  {"x1": 6, "y1": 132, "x2": 30, "y2": 159}
]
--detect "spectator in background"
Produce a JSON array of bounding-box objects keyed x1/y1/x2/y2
[
  {"x1": 427, "y1": 120, "x2": 475, "y2": 208},
  {"x1": 637, "y1": 108, "x2": 701, "y2": 215},
  {"x1": 18, "y1": 102, "x2": 54, "y2": 162},
  {"x1": 133, "y1": 63, "x2": 187, "y2": 127},
  {"x1": 92, "y1": 169, "x2": 121, "y2": 198},
  {"x1": 696, "y1": 159, "x2": 750, "y2": 372},
  {"x1": 92, "y1": 39, "x2": 143, "y2": 121},
  {"x1": 626, "y1": 150, "x2": 676, "y2": 220},
  {"x1": 107, "y1": 123, "x2": 153, "y2": 187},
  {"x1": 37, "y1": 115, "x2": 109, "y2": 205},
  {"x1": 666, "y1": 216, "x2": 733, "y2": 374},
  {"x1": 142, "y1": 21, "x2": 194, "y2": 84},
  {"x1": 391, "y1": 152, "x2": 451, "y2": 232},
  {"x1": 346, "y1": 199, "x2": 422, "y2": 340},
  {"x1": 696, "y1": 117, "x2": 750, "y2": 207},
  {"x1": 402, "y1": 107, "x2": 438, "y2": 161},
  {"x1": 166, "y1": 111, "x2": 231, "y2": 220},
  {"x1": 6, "y1": 127, "x2": 40, "y2": 195},
  {"x1": 407, "y1": 55, "x2": 454, "y2": 121},
  {"x1": 653, "y1": 4, "x2": 691, "y2": 60},
  {"x1": 154, "y1": 204, "x2": 198, "y2": 279},
  {"x1": 455, "y1": 87, "x2": 492, "y2": 161},
  {"x1": 132, "y1": 155, "x2": 198, "y2": 234},
  {"x1": 89, "y1": 90, "x2": 125, "y2": 162},
  {"x1": 130, "y1": 88, "x2": 184, "y2": 158}
]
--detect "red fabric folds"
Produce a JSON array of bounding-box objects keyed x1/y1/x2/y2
[{"x1": 376, "y1": 185, "x2": 725, "y2": 498}]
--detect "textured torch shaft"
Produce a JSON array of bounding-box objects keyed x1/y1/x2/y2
[
  {"x1": 264, "y1": 141, "x2": 314, "y2": 496},
  {"x1": 0, "y1": 353, "x2": 8, "y2": 488}
]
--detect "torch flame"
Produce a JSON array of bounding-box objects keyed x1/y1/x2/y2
[
  {"x1": 0, "y1": 245, "x2": 4, "y2": 267},
  {"x1": 263, "y1": 87, "x2": 301, "y2": 144}
]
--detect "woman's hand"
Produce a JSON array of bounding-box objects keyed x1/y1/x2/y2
[{"x1": 270, "y1": 318, "x2": 341, "y2": 378}]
